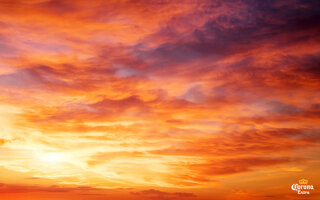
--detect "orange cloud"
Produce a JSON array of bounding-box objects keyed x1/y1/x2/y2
[{"x1": 0, "y1": 0, "x2": 320, "y2": 199}]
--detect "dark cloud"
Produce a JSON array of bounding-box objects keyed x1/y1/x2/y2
[
  {"x1": 0, "y1": 66, "x2": 72, "y2": 89},
  {"x1": 133, "y1": 0, "x2": 320, "y2": 76}
]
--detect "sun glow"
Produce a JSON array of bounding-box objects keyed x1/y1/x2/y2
[{"x1": 38, "y1": 152, "x2": 67, "y2": 163}]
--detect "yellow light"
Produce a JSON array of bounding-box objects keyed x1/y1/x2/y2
[{"x1": 38, "y1": 152, "x2": 66, "y2": 163}]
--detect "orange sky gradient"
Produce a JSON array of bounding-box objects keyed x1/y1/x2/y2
[{"x1": 0, "y1": 0, "x2": 320, "y2": 200}]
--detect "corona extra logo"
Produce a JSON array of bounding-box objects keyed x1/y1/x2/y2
[
  {"x1": 299, "y1": 179, "x2": 308, "y2": 185},
  {"x1": 291, "y1": 179, "x2": 314, "y2": 195}
]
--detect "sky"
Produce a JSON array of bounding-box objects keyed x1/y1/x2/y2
[{"x1": 0, "y1": 0, "x2": 319, "y2": 199}]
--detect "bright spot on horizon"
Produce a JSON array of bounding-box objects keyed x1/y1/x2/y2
[{"x1": 38, "y1": 152, "x2": 67, "y2": 163}]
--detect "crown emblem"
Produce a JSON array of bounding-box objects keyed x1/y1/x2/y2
[{"x1": 299, "y1": 179, "x2": 308, "y2": 185}]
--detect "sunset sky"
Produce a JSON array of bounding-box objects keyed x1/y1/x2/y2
[{"x1": 0, "y1": 0, "x2": 320, "y2": 199}]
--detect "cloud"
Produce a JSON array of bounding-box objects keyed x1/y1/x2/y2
[
  {"x1": 0, "y1": 183, "x2": 99, "y2": 193},
  {"x1": 0, "y1": 139, "x2": 6, "y2": 146},
  {"x1": 87, "y1": 151, "x2": 145, "y2": 166},
  {"x1": 0, "y1": 0, "x2": 319, "y2": 199},
  {"x1": 131, "y1": 189, "x2": 196, "y2": 200},
  {"x1": 188, "y1": 157, "x2": 297, "y2": 176}
]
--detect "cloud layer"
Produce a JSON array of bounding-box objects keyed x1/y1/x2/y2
[{"x1": 0, "y1": 0, "x2": 319, "y2": 199}]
